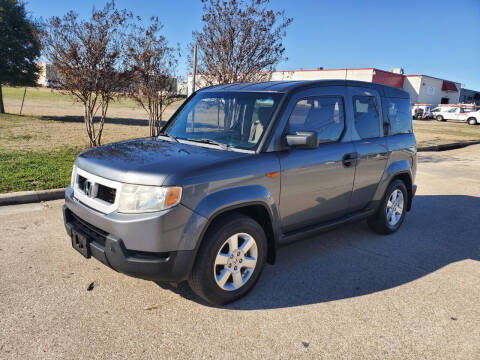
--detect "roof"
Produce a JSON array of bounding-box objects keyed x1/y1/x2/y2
[
  {"x1": 199, "y1": 80, "x2": 410, "y2": 98},
  {"x1": 188, "y1": 67, "x2": 377, "y2": 76},
  {"x1": 442, "y1": 80, "x2": 458, "y2": 92}
]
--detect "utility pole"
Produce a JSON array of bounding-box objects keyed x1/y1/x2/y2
[{"x1": 192, "y1": 45, "x2": 198, "y2": 93}]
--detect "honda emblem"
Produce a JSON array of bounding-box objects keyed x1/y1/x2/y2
[{"x1": 84, "y1": 180, "x2": 94, "y2": 197}]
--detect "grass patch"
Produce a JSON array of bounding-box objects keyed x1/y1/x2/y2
[
  {"x1": 0, "y1": 147, "x2": 82, "y2": 193},
  {"x1": 2, "y1": 86, "x2": 145, "y2": 109},
  {"x1": 0, "y1": 113, "x2": 151, "y2": 151},
  {"x1": 2, "y1": 86, "x2": 74, "y2": 102}
]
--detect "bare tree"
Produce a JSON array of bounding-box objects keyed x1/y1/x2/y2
[
  {"x1": 41, "y1": 2, "x2": 132, "y2": 147},
  {"x1": 125, "y1": 17, "x2": 179, "y2": 136},
  {"x1": 192, "y1": 0, "x2": 292, "y2": 86}
]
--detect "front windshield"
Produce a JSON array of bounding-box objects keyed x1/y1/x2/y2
[{"x1": 164, "y1": 91, "x2": 283, "y2": 150}]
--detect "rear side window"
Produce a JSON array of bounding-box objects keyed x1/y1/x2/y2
[
  {"x1": 353, "y1": 96, "x2": 381, "y2": 139},
  {"x1": 383, "y1": 98, "x2": 412, "y2": 135},
  {"x1": 288, "y1": 96, "x2": 344, "y2": 142}
]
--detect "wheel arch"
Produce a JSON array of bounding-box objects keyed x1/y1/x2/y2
[
  {"x1": 373, "y1": 160, "x2": 414, "y2": 212},
  {"x1": 194, "y1": 202, "x2": 279, "y2": 266},
  {"x1": 190, "y1": 185, "x2": 281, "y2": 266}
]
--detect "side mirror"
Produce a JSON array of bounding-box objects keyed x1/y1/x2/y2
[{"x1": 285, "y1": 131, "x2": 318, "y2": 149}]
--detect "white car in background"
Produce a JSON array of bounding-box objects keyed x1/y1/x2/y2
[
  {"x1": 459, "y1": 110, "x2": 479, "y2": 125},
  {"x1": 432, "y1": 106, "x2": 476, "y2": 124}
]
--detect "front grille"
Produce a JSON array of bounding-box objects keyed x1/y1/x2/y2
[
  {"x1": 69, "y1": 211, "x2": 108, "y2": 246},
  {"x1": 78, "y1": 175, "x2": 86, "y2": 190},
  {"x1": 97, "y1": 184, "x2": 116, "y2": 204},
  {"x1": 76, "y1": 174, "x2": 116, "y2": 204}
]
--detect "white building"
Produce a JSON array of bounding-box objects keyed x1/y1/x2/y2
[
  {"x1": 403, "y1": 75, "x2": 460, "y2": 105},
  {"x1": 37, "y1": 62, "x2": 60, "y2": 87},
  {"x1": 188, "y1": 67, "x2": 464, "y2": 106}
]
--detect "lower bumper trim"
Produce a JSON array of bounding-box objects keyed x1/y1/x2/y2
[{"x1": 63, "y1": 205, "x2": 194, "y2": 282}]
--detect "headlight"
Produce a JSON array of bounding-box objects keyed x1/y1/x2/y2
[
  {"x1": 118, "y1": 184, "x2": 182, "y2": 213},
  {"x1": 70, "y1": 165, "x2": 77, "y2": 188}
]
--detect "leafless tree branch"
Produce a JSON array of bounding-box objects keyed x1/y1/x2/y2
[
  {"x1": 192, "y1": 0, "x2": 292, "y2": 86},
  {"x1": 41, "y1": 1, "x2": 133, "y2": 147}
]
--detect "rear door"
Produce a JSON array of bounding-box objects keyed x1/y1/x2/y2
[
  {"x1": 445, "y1": 107, "x2": 459, "y2": 120},
  {"x1": 348, "y1": 87, "x2": 388, "y2": 212},
  {"x1": 278, "y1": 87, "x2": 356, "y2": 233}
]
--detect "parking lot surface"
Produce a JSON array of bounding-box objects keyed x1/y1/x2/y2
[{"x1": 1, "y1": 145, "x2": 479, "y2": 359}]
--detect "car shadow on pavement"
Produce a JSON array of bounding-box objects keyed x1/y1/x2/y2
[
  {"x1": 40, "y1": 115, "x2": 150, "y2": 126},
  {"x1": 156, "y1": 195, "x2": 480, "y2": 309}
]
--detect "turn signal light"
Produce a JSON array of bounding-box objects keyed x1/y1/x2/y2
[
  {"x1": 266, "y1": 172, "x2": 279, "y2": 178},
  {"x1": 165, "y1": 187, "x2": 182, "y2": 207}
]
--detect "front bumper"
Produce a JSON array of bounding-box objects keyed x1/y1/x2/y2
[
  {"x1": 64, "y1": 186, "x2": 206, "y2": 253},
  {"x1": 63, "y1": 205, "x2": 195, "y2": 282}
]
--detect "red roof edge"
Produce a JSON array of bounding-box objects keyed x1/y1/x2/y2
[{"x1": 442, "y1": 80, "x2": 458, "y2": 92}]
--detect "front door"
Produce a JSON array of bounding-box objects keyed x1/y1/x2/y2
[{"x1": 279, "y1": 93, "x2": 356, "y2": 233}]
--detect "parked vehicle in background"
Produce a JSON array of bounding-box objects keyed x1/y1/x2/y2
[
  {"x1": 63, "y1": 80, "x2": 417, "y2": 305},
  {"x1": 459, "y1": 110, "x2": 480, "y2": 125},
  {"x1": 412, "y1": 104, "x2": 433, "y2": 120},
  {"x1": 432, "y1": 106, "x2": 454, "y2": 121},
  {"x1": 432, "y1": 105, "x2": 477, "y2": 124}
]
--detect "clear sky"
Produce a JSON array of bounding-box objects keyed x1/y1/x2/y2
[{"x1": 25, "y1": 0, "x2": 480, "y2": 89}]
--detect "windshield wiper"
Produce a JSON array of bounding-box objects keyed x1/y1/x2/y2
[
  {"x1": 157, "y1": 132, "x2": 179, "y2": 143},
  {"x1": 184, "y1": 138, "x2": 230, "y2": 150}
]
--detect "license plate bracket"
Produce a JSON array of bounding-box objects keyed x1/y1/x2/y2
[{"x1": 71, "y1": 229, "x2": 91, "y2": 258}]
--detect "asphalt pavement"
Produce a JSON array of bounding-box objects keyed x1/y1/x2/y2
[{"x1": 1, "y1": 145, "x2": 479, "y2": 359}]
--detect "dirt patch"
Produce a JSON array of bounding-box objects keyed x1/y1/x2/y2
[
  {"x1": 413, "y1": 120, "x2": 480, "y2": 147},
  {"x1": 0, "y1": 105, "x2": 182, "y2": 152}
]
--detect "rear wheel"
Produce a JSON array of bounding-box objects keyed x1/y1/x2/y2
[
  {"x1": 188, "y1": 213, "x2": 267, "y2": 305},
  {"x1": 368, "y1": 179, "x2": 408, "y2": 235},
  {"x1": 467, "y1": 117, "x2": 478, "y2": 125},
  {"x1": 436, "y1": 115, "x2": 445, "y2": 121}
]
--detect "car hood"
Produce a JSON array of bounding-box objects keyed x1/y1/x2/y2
[{"x1": 76, "y1": 138, "x2": 249, "y2": 186}]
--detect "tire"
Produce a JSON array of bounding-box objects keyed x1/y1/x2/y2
[
  {"x1": 188, "y1": 213, "x2": 267, "y2": 305},
  {"x1": 368, "y1": 179, "x2": 408, "y2": 235},
  {"x1": 436, "y1": 115, "x2": 445, "y2": 121},
  {"x1": 467, "y1": 117, "x2": 477, "y2": 125}
]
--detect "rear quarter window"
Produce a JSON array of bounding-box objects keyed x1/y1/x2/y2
[{"x1": 383, "y1": 98, "x2": 412, "y2": 135}]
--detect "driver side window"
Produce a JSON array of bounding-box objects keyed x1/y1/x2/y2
[{"x1": 288, "y1": 96, "x2": 345, "y2": 142}]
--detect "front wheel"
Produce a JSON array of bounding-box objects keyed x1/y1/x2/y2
[
  {"x1": 467, "y1": 117, "x2": 478, "y2": 125},
  {"x1": 188, "y1": 213, "x2": 267, "y2": 305},
  {"x1": 368, "y1": 179, "x2": 408, "y2": 235},
  {"x1": 436, "y1": 115, "x2": 445, "y2": 121}
]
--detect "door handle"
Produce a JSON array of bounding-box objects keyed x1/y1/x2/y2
[{"x1": 342, "y1": 152, "x2": 358, "y2": 167}]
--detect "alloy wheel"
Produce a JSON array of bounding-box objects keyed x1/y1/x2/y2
[
  {"x1": 386, "y1": 189, "x2": 404, "y2": 226},
  {"x1": 213, "y1": 233, "x2": 258, "y2": 291}
]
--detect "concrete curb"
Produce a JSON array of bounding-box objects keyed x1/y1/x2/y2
[
  {"x1": 0, "y1": 188, "x2": 65, "y2": 206},
  {"x1": 417, "y1": 141, "x2": 480, "y2": 152}
]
